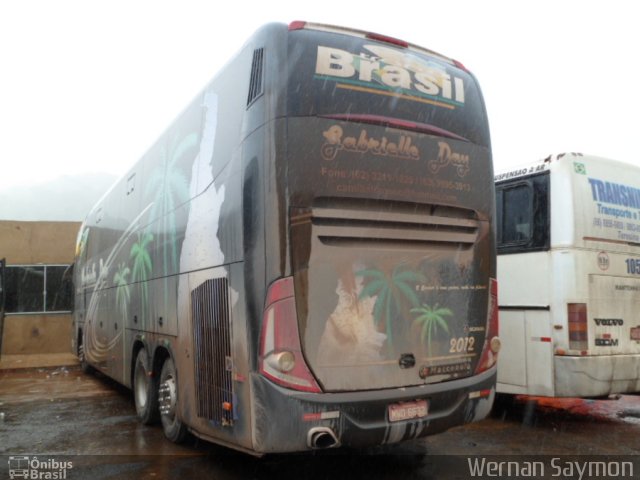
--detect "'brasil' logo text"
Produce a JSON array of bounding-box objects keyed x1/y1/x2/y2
[{"x1": 315, "y1": 45, "x2": 466, "y2": 107}]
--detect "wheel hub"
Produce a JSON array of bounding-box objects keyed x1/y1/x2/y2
[{"x1": 159, "y1": 376, "x2": 177, "y2": 417}]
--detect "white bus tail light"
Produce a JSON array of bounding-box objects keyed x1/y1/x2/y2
[
  {"x1": 568, "y1": 303, "x2": 588, "y2": 353},
  {"x1": 259, "y1": 277, "x2": 322, "y2": 393},
  {"x1": 475, "y1": 278, "x2": 500, "y2": 374}
]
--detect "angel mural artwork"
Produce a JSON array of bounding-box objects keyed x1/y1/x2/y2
[{"x1": 316, "y1": 263, "x2": 387, "y2": 366}]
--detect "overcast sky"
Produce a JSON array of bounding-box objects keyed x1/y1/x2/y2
[{"x1": 1, "y1": 0, "x2": 638, "y2": 192}]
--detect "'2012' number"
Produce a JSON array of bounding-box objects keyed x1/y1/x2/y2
[
  {"x1": 449, "y1": 336, "x2": 475, "y2": 353},
  {"x1": 625, "y1": 258, "x2": 640, "y2": 275}
]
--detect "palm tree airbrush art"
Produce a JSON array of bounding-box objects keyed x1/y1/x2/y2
[
  {"x1": 113, "y1": 262, "x2": 131, "y2": 323},
  {"x1": 356, "y1": 264, "x2": 424, "y2": 355},
  {"x1": 143, "y1": 131, "x2": 198, "y2": 322},
  {"x1": 411, "y1": 303, "x2": 453, "y2": 355},
  {"x1": 146, "y1": 132, "x2": 198, "y2": 278}
]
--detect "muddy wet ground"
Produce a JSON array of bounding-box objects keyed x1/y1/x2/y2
[{"x1": 1, "y1": 367, "x2": 640, "y2": 479}]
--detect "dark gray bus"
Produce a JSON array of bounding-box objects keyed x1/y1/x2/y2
[{"x1": 73, "y1": 21, "x2": 499, "y2": 454}]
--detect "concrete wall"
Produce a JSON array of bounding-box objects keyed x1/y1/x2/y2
[
  {"x1": 1, "y1": 221, "x2": 80, "y2": 355},
  {"x1": 0, "y1": 221, "x2": 80, "y2": 264},
  {"x1": 2, "y1": 315, "x2": 73, "y2": 354}
]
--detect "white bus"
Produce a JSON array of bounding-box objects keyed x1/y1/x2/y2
[{"x1": 495, "y1": 153, "x2": 640, "y2": 398}]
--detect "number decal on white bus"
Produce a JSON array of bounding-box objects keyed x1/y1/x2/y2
[{"x1": 625, "y1": 258, "x2": 640, "y2": 275}]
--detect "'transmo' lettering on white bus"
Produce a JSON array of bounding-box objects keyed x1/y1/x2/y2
[
  {"x1": 588, "y1": 177, "x2": 640, "y2": 209},
  {"x1": 315, "y1": 45, "x2": 465, "y2": 107}
]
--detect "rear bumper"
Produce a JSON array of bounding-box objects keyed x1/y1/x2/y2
[
  {"x1": 250, "y1": 367, "x2": 496, "y2": 453},
  {"x1": 555, "y1": 354, "x2": 640, "y2": 397}
]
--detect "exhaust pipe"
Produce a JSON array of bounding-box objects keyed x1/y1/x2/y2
[{"x1": 307, "y1": 427, "x2": 340, "y2": 449}]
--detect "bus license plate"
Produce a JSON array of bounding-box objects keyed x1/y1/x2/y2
[
  {"x1": 388, "y1": 400, "x2": 428, "y2": 422},
  {"x1": 631, "y1": 327, "x2": 640, "y2": 341}
]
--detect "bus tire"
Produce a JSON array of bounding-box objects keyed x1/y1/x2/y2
[
  {"x1": 78, "y1": 341, "x2": 94, "y2": 374},
  {"x1": 159, "y1": 356, "x2": 188, "y2": 443},
  {"x1": 491, "y1": 392, "x2": 515, "y2": 417},
  {"x1": 133, "y1": 348, "x2": 159, "y2": 425}
]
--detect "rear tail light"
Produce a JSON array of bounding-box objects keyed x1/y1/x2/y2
[
  {"x1": 568, "y1": 303, "x2": 588, "y2": 352},
  {"x1": 259, "y1": 277, "x2": 322, "y2": 393},
  {"x1": 453, "y1": 59, "x2": 470, "y2": 73},
  {"x1": 475, "y1": 278, "x2": 500, "y2": 374},
  {"x1": 364, "y1": 32, "x2": 409, "y2": 48},
  {"x1": 288, "y1": 21, "x2": 306, "y2": 31}
]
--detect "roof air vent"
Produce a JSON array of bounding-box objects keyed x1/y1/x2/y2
[{"x1": 247, "y1": 48, "x2": 264, "y2": 107}]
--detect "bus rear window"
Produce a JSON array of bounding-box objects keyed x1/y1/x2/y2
[
  {"x1": 496, "y1": 173, "x2": 550, "y2": 253},
  {"x1": 286, "y1": 30, "x2": 490, "y2": 147},
  {"x1": 502, "y1": 185, "x2": 532, "y2": 243}
]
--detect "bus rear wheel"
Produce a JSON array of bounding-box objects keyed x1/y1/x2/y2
[
  {"x1": 133, "y1": 348, "x2": 159, "y2": 425},
  {"x1": 78, "y1": 339, "x2": 93, "y2": 374},
  {"x1": 158, "y1": 356, "x2": 188, "y2": 443}
]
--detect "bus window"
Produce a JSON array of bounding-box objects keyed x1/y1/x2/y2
[
  {"x1": 502, "y1": 184, "x2": 532, "y2": 243},
  {"x1": 497, "y1": 172, "x2": 550, "y2": 253}
]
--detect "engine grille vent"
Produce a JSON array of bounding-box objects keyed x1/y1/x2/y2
[
  {"x1": 192, "y1": 277, "x2": 233, "y2": 425},
  {"x1": 291, "y1": 201, "x2": 481, "y2": 249}
]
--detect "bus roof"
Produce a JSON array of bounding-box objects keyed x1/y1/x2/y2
[
  {"x1": 288, "y1": 21, "x2": 465, "y2": 70},
  {"x1": 493, "y1": 152, "x2": 640, "y2": 183}
]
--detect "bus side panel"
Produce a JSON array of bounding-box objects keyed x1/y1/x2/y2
[
  {"x1": 178, "y1": 127, "x2": 272, "y2": 451},
  {"x1": 497, "y1": 252, "x2": 551, "y2": 308},
  {"x1": 175, "y1": 264, "x2": 253, "y2": 451},
  {"x1": 497, "y1": 309, "x2": 555, "y2": 396},
  {"x1": 104, "y1": 285, "x2": 126, "y2": 382},
  {"x1": 497, "y1": 250, "x2": 555, "y2": 396},
  {"x1": 171, "y1": 35, "x2": 256, "y2": 449},
  {"x1": 496, "y1": 310, "x2": 527, "y2": 392},
  {"x1": 174, "y1": 148, "x2": 252, "y2": 449},
  {"x1": 239, "y1": 129, "x2": 269, "y2": 373},
  {"x1": 589, "y1": 274, "x2": 640, "y2": 356},
  {"x1": 524, "y1": 309, "x2": 554, "y2": 396},
  {"x1": 551, "y1": 273, "x2": 640, "y2": 396},
  {"x1": 85, "y1": 290, "x2": 110, "y2": 371},
  {"x1": 229, "y1": 261, "x2": 253, "y2": 449},
  {"x1": 72, "y1": 23, "x2": 280, "y2": 452}
]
